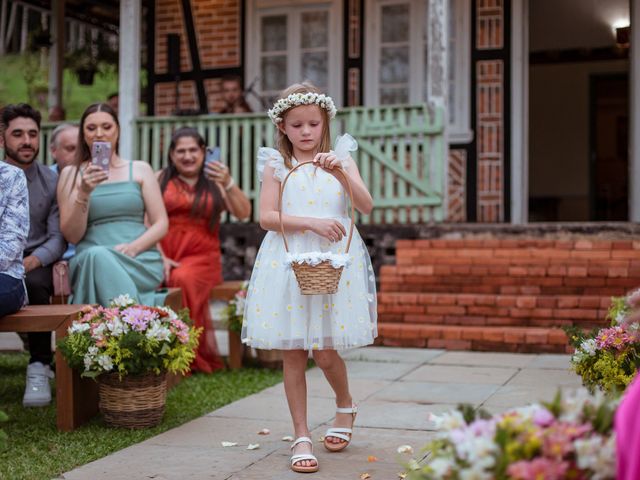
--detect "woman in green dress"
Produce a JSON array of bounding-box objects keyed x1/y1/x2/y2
[{"x1": 57, "y1": 103, "x2": 169, "y2": 306}]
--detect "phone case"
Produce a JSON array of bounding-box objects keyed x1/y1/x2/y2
[
  {"x1": 91, "y1": 142, "x2": 111, "y2": 171},
  {"x1": 206, "y1": 147, "x2": 221, "y2": 164}
]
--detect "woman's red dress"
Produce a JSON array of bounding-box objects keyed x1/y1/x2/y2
[{"x1": 161, "y1": 178, "x2": 225, "y2": 373}]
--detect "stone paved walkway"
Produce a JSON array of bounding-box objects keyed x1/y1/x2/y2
[{"x1": 57, "y1": 347, "x2": 582, "y2": 479}]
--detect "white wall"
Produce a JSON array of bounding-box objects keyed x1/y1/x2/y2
[
  {"x1": 529, "y1": 59, "x2": 628, "y2": 220},
  {"x1": 530, "y1": 0, "x2": 629, "y2": 52}
]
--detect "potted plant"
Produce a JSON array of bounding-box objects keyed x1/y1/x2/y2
[
  {"x1": 65, "y1": 45, "x2": 99, "y2": 85},
  {"x1": 57, "y1": 294, "x2": 200, "y2": 428},
  {"x1": 222, "y1": 281, "x2": 248, "y2": 369}
]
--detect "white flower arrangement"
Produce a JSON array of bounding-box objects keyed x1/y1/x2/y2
[
  {"x1": 267, "y1": 92, "x2": 337, "y2": 124},
  {"x1": 284, "y1": 251, "x2": 351, "y2": 269}
]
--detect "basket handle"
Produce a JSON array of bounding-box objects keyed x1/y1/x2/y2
[{"x1": 278, "y1": 161, "x2": 355, "y2": 254}]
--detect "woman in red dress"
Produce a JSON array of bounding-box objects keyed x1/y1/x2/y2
[{"x1": 157, "y1": 127, "x2": 251, "y2": 372}]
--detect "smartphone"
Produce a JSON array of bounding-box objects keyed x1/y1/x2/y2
[
  {"x1": 205, "y1": 146, "x2": 221, "y2": 165},
  {"x1": 91, "y1": 141, "x2": 111, "y2": 172}
]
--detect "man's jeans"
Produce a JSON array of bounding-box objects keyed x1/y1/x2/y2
[{"x1": 0, "y1": 273, "x2": 26, "y2": 317}]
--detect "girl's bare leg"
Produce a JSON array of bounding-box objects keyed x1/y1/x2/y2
[
  {"x1": 312, "y1": 350, "x2": 354, "y2": 445},
  {"x1": 283, "y1": 349, "x2": 317, "y2": 468}
]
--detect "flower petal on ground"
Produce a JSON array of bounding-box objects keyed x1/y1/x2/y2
[
  {"x1": 397, "y1": 445, "x2": 414, "y2": 454},
  {"x1": 360, "y1": 474, "x2": 371, "y2": 480},
  {"x1": 257, "y1": 428, "x2": 270, "y2": 435},
  {"x1": 221, "y1": 441, "x2": 238, "y2": 447},
  {"x1": 247, "y1": 443, "x2": 260, "y2": 450},
  {"x1": 367, "y1": 455, "x2": 379, "y2": 462},
  {"x1": 282, "y1": 435, "x2": 294, "y2": 441}
]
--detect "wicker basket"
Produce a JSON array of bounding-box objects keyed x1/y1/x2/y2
[
  {"x1": 279, "y1": 161, "x2": 355, "y2": 295},
  {"x1": 98, "y1": 372, "x2": 167, "y2": 428}
]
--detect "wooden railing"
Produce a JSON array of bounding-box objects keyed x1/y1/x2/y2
[{"x1": 134, "y1": 104, "x2": 446, "y2": 224}]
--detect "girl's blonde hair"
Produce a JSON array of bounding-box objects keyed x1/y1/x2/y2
[{"x1": 274, "y1": 82, "x2": 332, "y2": 169}]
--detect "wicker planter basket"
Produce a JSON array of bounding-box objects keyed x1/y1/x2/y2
[
  {"x1": 98, "y1": 372, "x2": 167, "y2": 428},
  {"x1": 279, "y1": 161, "x2": 355, "y2": 295}
]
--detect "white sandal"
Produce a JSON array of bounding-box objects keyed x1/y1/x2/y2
[
  {"x1": 323, "y1": 405, "x2": 357, "y2": 452},
  {"x1": 290, "y1": 436, "x2": 319, "y2": 473}
]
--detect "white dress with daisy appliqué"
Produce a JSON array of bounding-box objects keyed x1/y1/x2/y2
[{"x1": 241, "y1": 134, "x2": 377, "y2": 351}]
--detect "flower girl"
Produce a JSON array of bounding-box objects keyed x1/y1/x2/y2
[{"x1": 242, "y1": 82, "x2": 377, "y2": 473}]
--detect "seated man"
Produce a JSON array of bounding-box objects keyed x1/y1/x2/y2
[
  {"x1": 1, "y1": 103, "x2": 66, "y2": 407},
  {"x1": 0, "y1": 162, "x2": 29, "y2": 317},
  {"x1": 49, "y1": 123, "x2": 79, "y2": 260},
  {"x1": 219, "y1": 76, "x2": 252, "y2": 114}
]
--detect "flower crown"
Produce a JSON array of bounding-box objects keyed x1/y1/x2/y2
[{"x1": 267, "y1": 92, "x2": 337, "y2": 125}]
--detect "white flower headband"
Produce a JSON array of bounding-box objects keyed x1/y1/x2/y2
[{"x1": 267, "y1": 92, "x2": 337, "y2": 125}]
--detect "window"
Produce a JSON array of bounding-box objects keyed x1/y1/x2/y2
[
  {"x1": 365, "y1": 0, "x2": 472, "y2": 143},
  {"x1": 246, "y1": 1, "x2": 343, "y2": 109}
]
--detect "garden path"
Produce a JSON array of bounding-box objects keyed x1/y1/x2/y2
[{"x1": 58, "y1": 346, "x2": 581, "y2": 479}]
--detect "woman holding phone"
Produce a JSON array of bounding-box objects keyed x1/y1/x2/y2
[
  {"x1": 157, "y1": 127, "x2": 250, "y2": 372},
  {"x1": 57, "y1": 103, "x2": 168, "y2": 306}
]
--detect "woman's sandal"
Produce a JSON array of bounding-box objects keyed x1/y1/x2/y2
[
  {"x1": 290, "y1": 436, "x2": 319, "y2": 473},
  {"x1": 323, "y1": 405, "x2": 357, "y2": 452}
]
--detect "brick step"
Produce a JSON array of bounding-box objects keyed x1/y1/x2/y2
[
  {"x1": 396, "y1": 238, "x2": 640, "y2": 251},
  {"x1": 380, "y1": 269, "x2": 638, "y2": 296},
  {"x1": 375, "y1": 322, "x2": 570, "y2": 353},
  {"x1": 377, "y1": 292, "x2": 610, "y2": 328}
]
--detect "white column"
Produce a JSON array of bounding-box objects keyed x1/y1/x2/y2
[
  {"x1": 118, "y1": 0, "x2": 141, "y2": 160},
  {"x1": 631, "y1": 0, "x2": 640, "y2": 221},
  {"x1": 510, "y1": 0, "x2": 529, "y2": 224},
  {"x1": 48, "y1": 0, "x2": 65, "y2": 111}
]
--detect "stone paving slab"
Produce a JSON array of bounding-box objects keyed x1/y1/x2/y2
[
  {"x1": 402, "y1": 364, "x2": 518, "y2": 385},
  {"x1": 369, "y1": 380, "x2": 499, "y2": 406},
  {"x1": 481, "y1": 384, "x2": 580, "y2": 409},
  {"x1": 260, "y1": 377, "x2": 393, "y2": 401},
  {"x1": 340, "y1": 346, "x2": 445, "y2": 363},
  {"x1": 429, "y1": 351, "x2": 537, "y2": 368},
  {"x1": 508, "y1": 368, "x2": 582, "y2": 387},
  {"x1": 526, "y1": 354, "x2": 573, "y2": 370},
  {"x1": 305, "y1": 360, "x2": 420, "y2": 381},
  {"x1": 207, "y1": 392, "x2": 336, "y2": 428},
  {"x1": 353, "y1": 400, "x2": 450, "y2": 430}
]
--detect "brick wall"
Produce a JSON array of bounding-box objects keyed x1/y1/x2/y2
[{"x1": 153, "y1": 0, "x2": 242, "y2": 115}]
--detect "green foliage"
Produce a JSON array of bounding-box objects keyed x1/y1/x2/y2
[
  {"x1": 222, "y1": 281, "x2": 249, "y2": 334},
  {"x1": 0, "y1": 352, "x2": 282, "y2": 480}
]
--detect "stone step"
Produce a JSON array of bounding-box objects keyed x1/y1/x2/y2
[
  {"x1": 375, "y1": 322, "x2": 570, "y2": 353},
  {"x1": 377, "y1": 292, "x2": 610, "y2": 329}
]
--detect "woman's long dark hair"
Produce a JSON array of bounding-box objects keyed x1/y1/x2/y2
[{"x1": 159, "y1": 127, "x2": 224, "y2": 231}]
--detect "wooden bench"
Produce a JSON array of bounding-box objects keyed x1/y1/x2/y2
[
  {"x1": 0, "y1": 305, "x2": 95, "y2": 431},
  {"x1": 0, "y1": 288, "x2": 184, "y2": 431},
  {"x1": 210, "y1": 280, "x2": 245, "y2": 369}
]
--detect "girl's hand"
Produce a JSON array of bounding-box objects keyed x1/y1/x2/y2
[
  {"x1": 309, "y1": 218, "x2": 347, "y2": 242},
  {"x1": 162, "y1": 257, "x2": 180, "y2": 283},
  {"x1": 204, "y1": 162, "x2": 232, "y2": 189},
  {"x1": 114, "y1": 243, "x2": 139, "y2": 258},
  {"x1": 79, "y1": 164, "x2": 108, "y2": 194},
  {"x1": 313, "y1": 152, "x2": 340, "y2": 170}
]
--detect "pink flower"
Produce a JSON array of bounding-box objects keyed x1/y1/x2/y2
[
  {"x1": 595, "y1": 326, "x2": 631, "y2": 350},
  {"x1": 532, "y1": 408, "x2": 555, "y2": 427},
  {"x1": 507, "y1": 458, "x2": 569, "y2": 480},
  {"x1": 121, "y1": 306, "x2": 158, "y2": 332}
]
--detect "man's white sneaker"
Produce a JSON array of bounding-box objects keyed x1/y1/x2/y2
[{"x1": 23, "y1": 362, "x2": 54, "y2": 407}]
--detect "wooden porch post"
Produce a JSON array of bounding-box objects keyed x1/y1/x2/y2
[
  {"x1": 118, "y1": 0, "x2": 141, "y2": 161},
  {"x1": 631, "y1": 0, "x2": 640, "y2": 221},
  {"x1": 48, "y1": 0, "x2": 65, "y2": 112},
  {"x1": 510, "y1": 0, "x2": 529, "y2": 224}
]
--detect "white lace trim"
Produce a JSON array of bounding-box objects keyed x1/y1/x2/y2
[{"x1": 285, "y1": 252, "x2": 352, "y2": 269}]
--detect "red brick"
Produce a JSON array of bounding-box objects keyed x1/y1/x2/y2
[
  {"x1": 575, "y1": 240, "x2": 594, "y2": 250},
  {"x1": 427, "y1": 339, "x2": 472, "y2": 350},
  {"x1": 557, "y1": 297, "x2": 579, "y2": 308},
  {"x1": 461, "y1": 327, "x2": 486, "y2": 340},
  {"x1": 578, "y1": 297, "x2": 604, "y2": 308},
  {"x1": 548, "y1": 329, "x2": 568, "y2": 345},
  {"x1": 567, "y1": 266, "x2": 588, "y2": 277},
  {"x1": 427, "y1": 305, "x2": 466, "y2": 315},
  {"x1": 525, "y1": 329, "x2": 549, "y2": 344},
  {"x1": 516, "y1": 296, "x2": 537, "y2": 308},
  {"x1": 483, "y1": 330, "x2": 504, "y2": 342}
]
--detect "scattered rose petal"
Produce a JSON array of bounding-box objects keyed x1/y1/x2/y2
[
  {"x1": 257, "y1": 428, "x2": 270, "y2": 435},
  {"x1": 360, "y1": 474, "x2": 371, "y2": 480},
  {"x1": 318, "y1": 436, "x2": 325, "y2": 442},
  {"x1": 397, "y1": 445, "x2": 414, "y2": 454},
  {"x1": 367, "y1": 455, "x2": 379, "y2": 462},
  {"x1": 282, "y1": 435, "x2": 294, "y2": 442},
  {"x1": 247, "y1": 443, "x2": 260, "y2": 450},
  {"x1": 221, "y1": 441, "x2": 238, "y2": 447},
  {"x1": 397, "y1": 473, "x2": 407, "y2": 479}
]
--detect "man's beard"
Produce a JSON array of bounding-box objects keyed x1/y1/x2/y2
[{"x1": 4, "y1": 143, "x2": 39, "y2": 166}]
